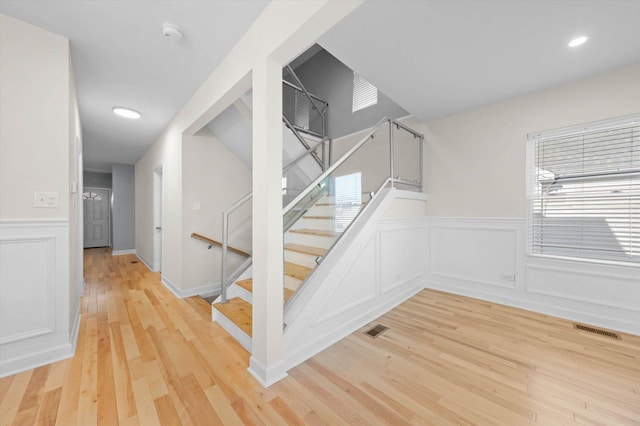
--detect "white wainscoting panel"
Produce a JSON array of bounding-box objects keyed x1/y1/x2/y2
[
  {"x1": 525, "y1": 263, "x2": 640, "y2": 312},
  {"x1": 424, "y1": 217, "x2": 640, "y2": 335},
  {"x1": 429, "y1": 224, "x2": 518, "y2": 289},
  {"x1": 0, "y1": 237, "x2": 55, "y2": 344},
  {"x1": 0, "y1": 220, "x2": 75, "y2": 377},
  {"x1": 380, "y1": 225, "x2": 424, "y2": 294}
]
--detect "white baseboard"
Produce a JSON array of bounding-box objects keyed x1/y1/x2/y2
[
  {"x1": 0, "y1": 343, "x2": 74, "y2": 378},
  {"x1": 70, "y1": 305, "x2": 81, "y2": 353},
  {"x1": 161, "y1": 276, "x2": 221, "y2": 299},
  {"x1": 112, "y1": 249, "x2": 136, "y2": 255},
  {"x1": 248, "y1": 357, "x2": 287, "y2": 388},
  {"x1": 135, "y1": 251, "x2": 153, "y2": 271}
]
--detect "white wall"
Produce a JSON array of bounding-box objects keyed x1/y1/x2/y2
[
  {"x1": 415, "y1": 63, "x2": 640, "y2": 218},
  {"x1": 112, "y1": 164, "x2": 135, "y2": 253},
  {"x1": 414, "y1": 64, "x2": 640, "y2": 335},
  {"x1": 181, "y1": 128, "x2": 251, "y2": 295},
  {"x1": 0, "y1": 14, "x2": 70, "y2": 220},
  {"x1": 0, "y1": 14, "x2": 81, "y2": 376},
  {"x1": 68, "y1": 62, "x2": 83, "y2": 336}
]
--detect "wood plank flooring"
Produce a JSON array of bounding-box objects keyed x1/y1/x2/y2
[{"x1": 1, "y1": 247, "x2": 639, "y2": 425}]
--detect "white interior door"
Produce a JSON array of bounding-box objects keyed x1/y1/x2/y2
[
  {"x1": 154, "y1": 166, "x2": 163, "y2": 272},
  {"x1": 83, "y1": 187, "x2": 110, "y2": 248}
]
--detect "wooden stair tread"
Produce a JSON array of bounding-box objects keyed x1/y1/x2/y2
[
  {"x1": 289, "y1": 228, "x2": 342, "y2": 238},
  {"x1": 284, "y1": 261, "x2": 313, "y2": 281},
  {"x1": 303, "y1": 215, "x2": 335, "y2": 220},
  {"x1": 316, "y1": 202, "x2": 367, "y2": 206},
  {"x1": 213, "y1": 297, "x2": 252, "y2": 336},
  {"x1": 234, "y1": 278, "x2": 294, "y2": 301},
  {"x1": 284, "y1": 243, "x2": 326, "y2": 257}
]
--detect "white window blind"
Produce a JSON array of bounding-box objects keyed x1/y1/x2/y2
[
  {"x1": 528, "y1": 115, "x2": 639, "y2": 264},
  {"x1": 352, "y1": 72, "x2": 377, "y2": 112},
  {"x1": 334, "y1": 172, "x2": 362, "y2": 232}
]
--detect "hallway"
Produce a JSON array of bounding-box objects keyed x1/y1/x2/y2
[{"x1": 0, "y1": 248, "x2": 638, "y2": 425}]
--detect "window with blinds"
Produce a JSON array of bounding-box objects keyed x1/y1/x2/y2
[
  {"x1": 352, "y1": 72, "x2": 378, "y2": 112},
  {"x1": 528, "y1": 115, "x2": 639, "y2": 264}
]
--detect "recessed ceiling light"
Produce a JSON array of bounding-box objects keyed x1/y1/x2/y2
[
  {"x1": 113, "y1": 107, "x2": 141, "y2": 119},
  {"x1": 568, "y1": 36, "x2": 588, "y2": 48}
]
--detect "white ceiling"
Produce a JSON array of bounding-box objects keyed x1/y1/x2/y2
[
  {"x1": 3, "y1": 1, "x2": 639, "y2": 173},
  {"x1": 319, "y1": 0, "x2": 640, "y2": 124},
  {"x1": 0, "y1": 0, "x2": 269, "y2": 172}
]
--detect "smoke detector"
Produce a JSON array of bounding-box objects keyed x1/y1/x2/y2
[{"x1": 161, "y1": 23, "x2": 183, "y2": 41}]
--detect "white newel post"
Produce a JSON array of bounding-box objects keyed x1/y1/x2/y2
[{"x1": 248, "y1": 56, "x2": 286, "y2": 386}]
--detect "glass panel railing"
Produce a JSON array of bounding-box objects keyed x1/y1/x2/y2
[
  {"x1": 393, "y1": 121, "x2": 423, "y2": 190},
  {"x1": 282, "y1": 118, "x2": 424, "y2": 307},
  {"x1": 282, "y1": 137, "x2": 330, "y2": 206},
  {"x1": 221, "y1": 194, "x2": 252, "y2": 302}
]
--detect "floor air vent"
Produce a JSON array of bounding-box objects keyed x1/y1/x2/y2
[
  {"x1": 130, "y1": 260, "x2": 139, "y2": 264},
  {"x1": 364, "y1": 324, "x2": 389, "y2": 339},
  {"x1": 574, "y1": 324, "x2": 620, "y2": 340}
]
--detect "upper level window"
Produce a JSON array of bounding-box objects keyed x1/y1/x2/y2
[
  {"x1": 527, "y1": 114, "x2": 639, "y2": 264},
  {"x1": 352, "y1": 72, "x2": 377, "y2": 112}
]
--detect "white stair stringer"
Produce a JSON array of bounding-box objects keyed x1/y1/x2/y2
[{"x1": 282, "y1": 188, "x2": 428, "y2": 372}]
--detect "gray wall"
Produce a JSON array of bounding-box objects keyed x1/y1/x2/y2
[
  {"x1": 292, "y1": 49, "x2": 408, "y2": 139},
  {"x1": 83, "y1": 171, "x2": 111, "y2": 189},
  {"x1": 111, "y1": 164, "x2": 135, "y2": 252}
]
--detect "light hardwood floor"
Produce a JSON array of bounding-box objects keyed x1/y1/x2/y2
[{"x1": 1, "y1": 247, "x2": 639, "y2": 425}]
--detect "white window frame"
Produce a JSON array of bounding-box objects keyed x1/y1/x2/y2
[{"x1": 526, "y1": 113, "x2": 640, "y2": 266}]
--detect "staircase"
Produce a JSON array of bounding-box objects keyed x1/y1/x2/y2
[
  {"x1": 212, "y1": 191, "x2": 371, "y2": 350},
  {"x1": 210, "y1": 65, "x2": 425, "y2": 371},
  {"x1": 212, "y1": 114, "x2": 424, "y2": 357}
]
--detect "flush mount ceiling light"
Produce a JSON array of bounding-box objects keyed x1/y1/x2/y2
[
  {"x1": 113, "y1": 107, "x2": 141, "y2": 119},
  {"x1": 568, "y1": 35, "x2": 588, "y2": 48}
]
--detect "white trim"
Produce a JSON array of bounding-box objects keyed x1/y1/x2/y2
[
  {"x1": 135, "y1": 251, "x2": 153, "y2": 271},
  {"x1": 161, "y1": 275, "x2": 221, "y2": 299},
  {"x1": 112, "y1": 249, "x2": 136, "y2": 256},
  {"x1": 0, "y1": 342, "x2": 75, "y2": 378},
  {"x1": 70, "y1": 305, "x2": 81, "y2": 353},
  {"x1": 248, "y1": 357, "x2": 287, "y2": 388},
  {"x1": 0, "y1": 219, "x2": 69, "y2": 227}
]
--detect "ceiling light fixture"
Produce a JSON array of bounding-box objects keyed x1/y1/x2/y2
[
  {"x1": 113, "y1": 107, "x2": 141, "y2": 119},
  {"x1": 568, "y1": 36, "x2": 588, "y2": 48}
]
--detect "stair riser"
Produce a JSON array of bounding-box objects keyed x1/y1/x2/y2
[
  {"x1": 285, "y1": 232, "x2": 337, "y2": 249},
  {"x1": 284, "y1": 250, "x2": 320, "y2": 269},
  {"x1": 293, "y1": 218, "x2": 337, "y2": 231},
  {"x1": 284, "y1": 275, "x2": 303, "y2": 292}
]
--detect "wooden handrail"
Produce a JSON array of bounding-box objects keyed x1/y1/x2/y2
[{"x1": 190, "y1": 233, "x2": 251, "y2": 258}]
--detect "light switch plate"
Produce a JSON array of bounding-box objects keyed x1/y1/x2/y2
[{"x1": 34, "y1": 191, "x2": 59, "y2": 208}]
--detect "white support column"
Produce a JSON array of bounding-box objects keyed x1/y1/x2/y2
[{"x1": 248, "y1": 56, "x2": 286, "y2": 386}]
